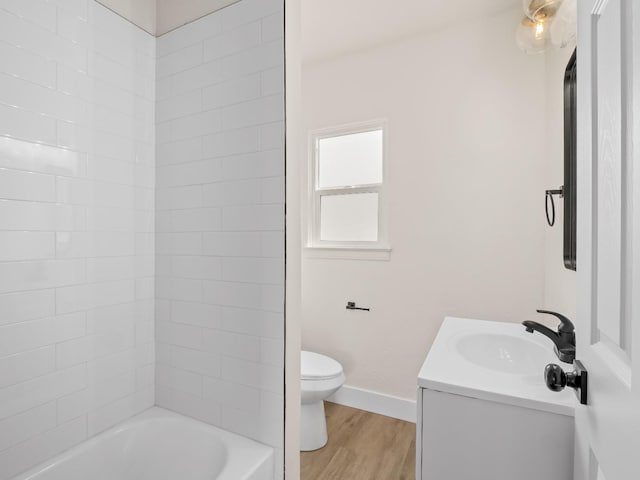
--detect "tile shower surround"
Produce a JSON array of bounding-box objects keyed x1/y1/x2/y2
[
  {"x1": 0, "y1": 0, "x2": 284, "y2": 478},
  {"x1": 0, "y1": 3, "x2": 155, "y2": 477},
  {"x1": 154, "y1": 0, "x2": 285, "y2": 472}
]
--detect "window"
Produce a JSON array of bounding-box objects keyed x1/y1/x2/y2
[{"x1": 308, "y1": 120, "x2": 389, "y2": 256}]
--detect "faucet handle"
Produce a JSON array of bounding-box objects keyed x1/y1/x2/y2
[{"x1": 536, "y1": 309, "x2": 575, "y2": 333}]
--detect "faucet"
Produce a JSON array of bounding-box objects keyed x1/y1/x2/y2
[{"x1": 522, "y1": 309, "x2": 576, "y2": 364}]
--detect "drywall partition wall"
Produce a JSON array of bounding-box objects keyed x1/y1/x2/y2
[
  {"x1": 0, "y1": 1, "x2": 155, "y2": 478},
  {"x1": 543, "y1": 46, "x2": 577, "y2": 320},
  {"x1": 301, "y1": 8, "x2": 547, "y2": 402},
  {"x1": 284, "y1": 0, "x2": 303, "y2": 473},
  {"x1": 154, "y1": 0, "x2": 285, "y2": 475}
]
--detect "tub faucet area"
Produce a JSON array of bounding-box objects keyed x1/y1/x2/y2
[{"x1": 522, "y1": 310, "x2": 576, "y2": 364}]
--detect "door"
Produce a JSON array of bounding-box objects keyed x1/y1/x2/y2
[{"x1": 575, "y1": 1, "x2": 640, "y2": 479}]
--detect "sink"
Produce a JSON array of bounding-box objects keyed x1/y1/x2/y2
[
  {"x1": 455, "y1": 333, "x2": 552, "y2": 375},
  {"x1": 418, "y1": 316, "x2": 575, "y2": 417},
  {"x1": 417, "y1": 317, "x2": 575, "y2": 480}
]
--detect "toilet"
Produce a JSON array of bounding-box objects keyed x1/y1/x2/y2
[{"x1": 300, "y1": 351, "x2": 345, "y2": 451}]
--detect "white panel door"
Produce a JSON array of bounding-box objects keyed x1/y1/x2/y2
[{"x1": 575, "y1": 1, "x2": 640, "y2": 478}]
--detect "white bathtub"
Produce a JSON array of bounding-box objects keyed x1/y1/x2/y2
[{"x1": 11, "y1": 408, "x2": 274, "y2": 480}]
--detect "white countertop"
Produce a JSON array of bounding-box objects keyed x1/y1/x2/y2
[{"x1": 418, "y1": 317, "x2": 575, "y2": 416}]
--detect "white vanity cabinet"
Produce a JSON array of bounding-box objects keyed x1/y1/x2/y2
[{"x1": 416, "y1": 317, "x2": 575, "y2": 480}]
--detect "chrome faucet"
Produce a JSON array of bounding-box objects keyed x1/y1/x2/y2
[{"x1": 522, "y1": 309, "x2": 576, "y2": 364}]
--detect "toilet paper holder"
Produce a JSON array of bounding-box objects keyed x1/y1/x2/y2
[{"x1": 346, "y1": 301, "x2": 370, "y2": 311}]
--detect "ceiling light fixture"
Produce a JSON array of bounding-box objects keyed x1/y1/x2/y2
[
  {"x1": 516, "y1": 0, "x2": 564, "y2": 54},
  {"x1": 523, "y1": 0, "x2": 562, "y2": 22}
]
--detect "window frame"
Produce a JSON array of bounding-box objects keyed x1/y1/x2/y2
[{"x1": 307, "y1": 119, "x2": 390, "y2": 255}]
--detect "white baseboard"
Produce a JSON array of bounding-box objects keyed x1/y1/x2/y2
[{"x1": 327, "y1": 385, "x2": 416, "y2": 423}]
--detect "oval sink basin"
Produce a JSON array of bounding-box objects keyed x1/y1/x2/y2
[{"x1": 455, "y1": 333, "x2": 551, "y2": 375}]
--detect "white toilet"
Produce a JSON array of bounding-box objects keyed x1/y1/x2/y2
[{"x1": 300, "y1": 351, "x2": 345, "y2": 451}]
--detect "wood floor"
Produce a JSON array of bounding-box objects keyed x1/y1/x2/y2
[{"x1": 300, "y1": 402, "x2": 416, "y2": 480}]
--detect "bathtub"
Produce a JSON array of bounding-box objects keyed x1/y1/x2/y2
[{"x1": 11, "y1": 408, "x2": 274, "y2": 480}]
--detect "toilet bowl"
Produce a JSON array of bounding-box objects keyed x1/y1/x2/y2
[{"x1": 300, "y1": 351, "x2": 345, "y2": 451}]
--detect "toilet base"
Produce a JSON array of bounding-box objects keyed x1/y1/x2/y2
[{"x1": 300, "y1": 400, "x2": 328, "y2": 451}]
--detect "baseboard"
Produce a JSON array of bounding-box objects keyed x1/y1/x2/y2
[{"x1": 327, "y1": 385, "x2": 416, "y2": 423}]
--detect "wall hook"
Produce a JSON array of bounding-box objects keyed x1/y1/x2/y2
[{"x1": 545, "y1": 186, "x2": 564, "y2": 227}]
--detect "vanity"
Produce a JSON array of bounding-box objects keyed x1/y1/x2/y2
[{"x1": 416, "y1": 317, "x2": 575, "y2": 480}]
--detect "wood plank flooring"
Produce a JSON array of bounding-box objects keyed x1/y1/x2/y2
[{"x1": 300, "y1": 402, "x2": 415, "y2": 480}]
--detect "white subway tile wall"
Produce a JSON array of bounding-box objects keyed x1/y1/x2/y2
[
  {"x1": 155, "y1": 0, "x2": 285, "y2": 475},
  {"x1": 0, "y1": 1, "x2": 155, "y2": 478},
  {"x1": 0, "y1": 0, "x2": 284, "y2": 478}
]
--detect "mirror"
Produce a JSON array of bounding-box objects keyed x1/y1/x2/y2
[{"x1": 563, "y1": 48, "x2": 577, "y2": 271}]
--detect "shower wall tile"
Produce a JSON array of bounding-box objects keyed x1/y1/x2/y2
[
  {"x1": 0, "y1": 416, "x2": 87, "y2": 480},
  {"x1": 0, "y1": 168, "x2": 56, "y2": 202},
  {"x1": 0, "y1": 0, "x2": 284, "y2": 476},
  {"x1": 155, "y1": 0, "x2": 285, "y2": 461},
  {"x1": 0, "y1": 402, "x2": 57, "y2": 453},
  {"x1": 0, "y1": 1, "x2": 155, "y2": 477},
  {"x1": 203, "y1": 22, "x2": 261, "y2": 62},
  {"x1": 219, "y1": 0, "x2": 282, "y2": 31},
  {"x1": 156, "y1": 43, "x2": 203, "y2": 78},
  {"x1": 0, "y1": 347, "x2": 55, "y2": 390},
  {"x1": 0, "y1": 41, "x2": 56, "y2": 88}
]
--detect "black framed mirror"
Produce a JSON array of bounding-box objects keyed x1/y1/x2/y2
[{"x1": 563, "y1": 48, "x2": 577, "y2": 271}]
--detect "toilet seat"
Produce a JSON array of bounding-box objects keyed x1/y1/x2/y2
[
  {"x1": 301, "y1": 351, "x2": 343, "y2": 380},
  {"x1": 301, "y1": 374, "x2": 345, "y2": 396}
]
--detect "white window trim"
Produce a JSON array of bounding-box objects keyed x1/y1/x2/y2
[{"x1": 306, "y1": 119, "x2": 390, "y2": 260}]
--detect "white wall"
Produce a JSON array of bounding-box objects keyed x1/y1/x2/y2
[
  {"x1": 543, "y1": 47, "x2": 577, "y2": 319},
  {"x1": 301, "y1": 8, "x2": 549, "y2": 401},
  {"x1": 153, "y1": 0, "x2": 285, "y2": 475},
  {"x1": 0, "y1": 1, "x2": 155, "y2": 478}
]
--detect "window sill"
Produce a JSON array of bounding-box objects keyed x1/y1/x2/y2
[{"x1": 304, "y1": 245, "x2": 392, "y2": 261}]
